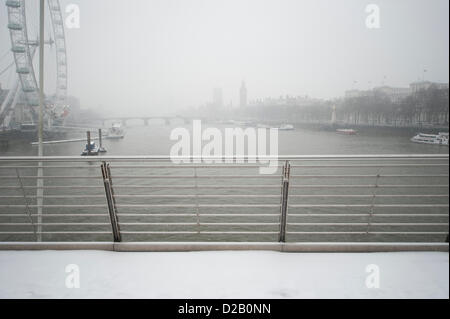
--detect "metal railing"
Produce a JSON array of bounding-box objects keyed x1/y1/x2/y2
[{"x1": 0, "y1": 155, "x2": 448, "y2": 245}]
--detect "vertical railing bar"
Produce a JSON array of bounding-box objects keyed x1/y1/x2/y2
[
  {"x1": 194, "y1": 166, "x2": 201, "y2": 234},
  {"x1": 278, "y1": 165, "x2": 284, "y2": 242},
  {"x1": 15, "y1": 168, "x2": 38, "y2": 241},
  {"x1": 366, "y1": 168, "x2": 381, "y2": 234},
  {"x1": 279, "y1": 160, "x2": 290, "y2": 242},
  {"x1": 36, "y1": 161, "x2": 43, "y2": 242},
  {"x1": 101, "y1": 162, "x2": 121, "y2": 242},
  {"x1": 101, "y1": 163, "x2": 114, "y2": 240},
  {"x1": 107, "y1": 164, "x2": 120, "y2": 222},
  {"x1": 107, "y1": 163, "x2": 121, "y2": 241}
]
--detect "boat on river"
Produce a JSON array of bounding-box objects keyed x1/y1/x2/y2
[
  {"x1": 81, "y1": 141, "x2": 100, "y2": 156},
  {"x1": 336, "y1": 129, "x2": 357, "y2": 135},
  {"x1": 107, "y1": 122, "x2": 125, "y2": 139},
  {"x1": 277, "y1": 124, "x2": 294, "y2": 131},
  {"x1": 410, "y1": 132, "x2": 449, "y2": 146}
]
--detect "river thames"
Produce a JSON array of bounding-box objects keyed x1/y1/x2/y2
[{"x1": 0, "y1": 122, "x2": 448, "y2": 156}]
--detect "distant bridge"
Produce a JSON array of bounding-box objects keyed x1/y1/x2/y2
[{"x1": 92, "y1": 116, "x2": 206, "y2": 127}]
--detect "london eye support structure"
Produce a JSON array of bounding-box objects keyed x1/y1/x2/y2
[{"x1": 3, "y1": 0, "x2": 68, "y2": 130}]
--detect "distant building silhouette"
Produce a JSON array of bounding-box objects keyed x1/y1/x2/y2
[
  {"x1": 410, "y1": 81, "x2": 449, "y2": 93},
  {"x1": 240, "y1": 81, "x2": 247, "y2": 108},
  {"x1": 331, "y1": 105, "x2": 337, "y2": 124},
  {"x1": 345, "y1": 81, "x2": 449, "y2": 103},
  {"x1": 213, "y1": 88, "x2": 223, "y2": 108}
]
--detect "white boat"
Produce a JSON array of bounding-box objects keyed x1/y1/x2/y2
[
  {"x1": 107, "y1": 122, "x2": 125, "y2": 139},
  {"x1": 336, "y1": 129, "x2": 357, "y2": 135},
  {"x1": 278, "y1": 124, "x2": 294, "y2": 131},
  {"x1": 410, "y1": 132, "x2": 449, "y2": 146}
]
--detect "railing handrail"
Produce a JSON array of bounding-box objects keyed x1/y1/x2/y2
[{"x1": 0, "y1": 154, "x2": 448, "y2": 162}]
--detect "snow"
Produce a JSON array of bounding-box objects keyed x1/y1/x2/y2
[{"x1": 0, "y1": 250, "x2": 448, "y2": 298}]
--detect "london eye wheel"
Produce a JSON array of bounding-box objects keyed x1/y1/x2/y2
[{"x1": 0, "y1": 0, "x2": 68, "y2": 130}]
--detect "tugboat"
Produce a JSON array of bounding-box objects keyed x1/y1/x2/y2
[
  {"x1": 410, "y1": 132, "x2": 449, "y2": 146},
  {"x1": 81, "y1": 131, "x2": 100, "y2": 156},
  {"x1": 81, "y1": 141, "x2": 99, "y2": 156}
]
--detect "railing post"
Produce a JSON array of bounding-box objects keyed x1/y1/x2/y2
[
  {"x1": 101, "y1": 162, "x2": 121, "y2": 242},
  {"x1": 279, "y1": 160, "x2": 290, "y2": 242}
]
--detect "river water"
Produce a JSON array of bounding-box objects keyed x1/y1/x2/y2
[
  {"x1": 0, "y1": 122, "x2": 448, "y2": 243},
  {"x1": 1, "y1": 122, "x2": 449, "y2": 156}
]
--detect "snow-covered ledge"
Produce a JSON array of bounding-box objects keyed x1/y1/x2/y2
[{"x1": 0, "y1": 250, "x2": 448, "y2": 298}]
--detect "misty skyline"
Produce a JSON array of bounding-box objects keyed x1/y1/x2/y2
[{"x1": 0, "y1": 0, "x2": 448, "y2": 116}]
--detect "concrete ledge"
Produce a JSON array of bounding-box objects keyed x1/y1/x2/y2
[
  {"x1": 0, "y1": 242, "x2": 448, "y2": 252},
  {"x1": 280, "y1": 242, "x2": 449, "y2": 252},
  {"x1": 114, "y1": 242, "x2": 283, "y2": 252},
  {"x1": 0, "y1": 242, "x2": 114, "y2": 251}
]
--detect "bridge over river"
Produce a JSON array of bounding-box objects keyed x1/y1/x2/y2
[{"x1": 92, "y1": 116, "x2": 208, "y2": 127}]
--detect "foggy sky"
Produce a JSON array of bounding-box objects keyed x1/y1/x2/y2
[{"x1": 0, "y1": 0, "x2": 449, "y2": 116}]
